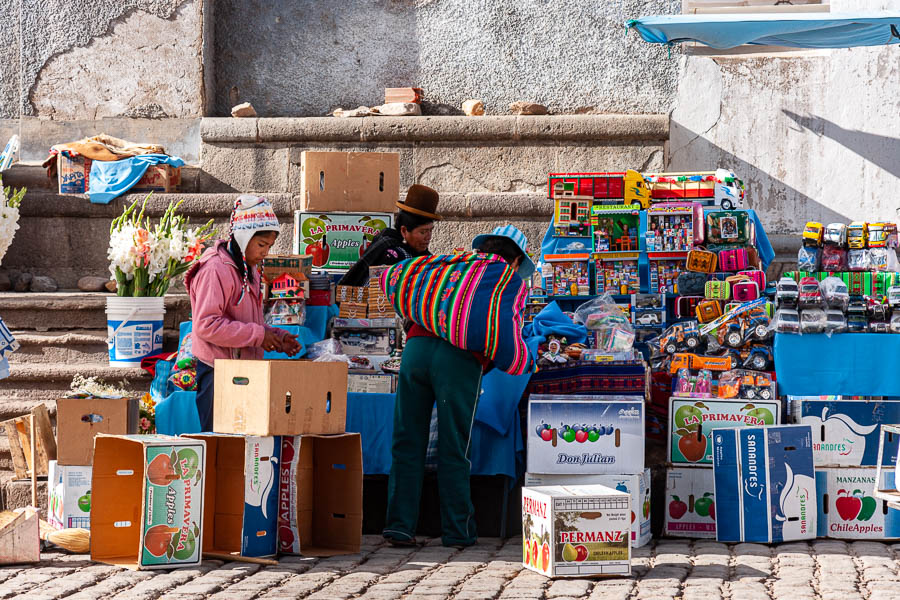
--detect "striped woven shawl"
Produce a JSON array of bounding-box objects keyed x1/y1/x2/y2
[{"x1": 381, "y1": 252, "x2": 535, "y2": 376}]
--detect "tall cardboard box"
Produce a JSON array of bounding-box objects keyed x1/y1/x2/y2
[
  {"x1": 793, "y1": 399, "x2": 900, "y2": 467},
  {"x1": 91, "y1": 434, "x2": 205, "y2": 569},
  {"x1": 184, "y1": 434, "x2": 280, "y2": 557},
  {"x1": 527, "y1": 395, "x2": 644, "y2": 475},
  {"x1": 524, "y1": 469, "x2": 651, "y2": 548},
  {"x1": 815, "y1": 467, "x2": 900, "y2": 539},
  {"x1": 214, "y1": 360, "x2": 347, "y2": 436},
  {"x1": 298, "y1": 151, "x2": 400, "y2": 213},
  {"x1": 56, "y1": 397, "x2": 139, "y2": 465},
  {"x1": 713, "y1": 425, "x2": 816, "y2": 543},
  {"x1": 521, "y1": 485, "x2": 631, "y2": 578},
  {"x1": 664, "y1": 467, "x2": 717, "y2": 539},
  {"x1": 277, "y1": 434, "x2": 362, "y2": 556},
  {"x1": 48, "y1": 461, "x2": 92, "y2": 530}
]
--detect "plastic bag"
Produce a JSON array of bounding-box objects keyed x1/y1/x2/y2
[
  {"x1": 169, "y1": 333, "x2": 197, "y2": 391},
  {"x1": 797, "y1": 246, "x2": 820, "y2": 271},
  {"x1": 847, "y1": 249, "x2": 870, "y2": 272},
  {"x1": 869, "y1": 247, "x2": 900, "y2": 272},
  {"x1": 573, "y1": 294, "x2": 634, "y2": 353},
  {"x1": 821, "y1": 245, "x2": 847, "y2": 271},
  {"x1": 800, "y1": 308, "x2": 826, "y2": 334},
  {"x1": 306, "y1": 338, "x2": 345, "y2": 362},
  {"x1": 819, "y1": 276, "x2": 849, "y2": 310}
]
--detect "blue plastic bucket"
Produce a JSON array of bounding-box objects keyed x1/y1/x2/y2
[{"x1": 106, "y1": 296, "x2": 165, "y2": 367}]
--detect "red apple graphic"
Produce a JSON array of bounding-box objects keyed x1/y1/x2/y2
[
  {"x1": 677, "y1": 429, "x2": 708, "y2": 462},
  {"x1": 631, "y1": 510, "x2": 635, "y2": 523},
  {"x1": 708, "y1": 502, "x2": 715, "y2": 521},
  {"x1": 575, "y1": 545, "x2": 589, "y2": 562},
  {"x1": 540, "y1": 542, "x2": 550, "y2": 572},
  {"x1": 306, "y1": 242, "x2": 329, "y2": 267},
  {"x1": 668, "y1": 496, "x2": 688, "y2": 520},
  {"x1": 575, "y1": 430, "x2": 588, "y2": 443},
  {"x1": 278, "y1": 525, "x2": 295, "y2": 551},
  {"x1": 835, "y1": 489, "x2": 862, "y2": 521},
  {"x1": 540, "y1": 428, "x2": 553, "y2": 442}
]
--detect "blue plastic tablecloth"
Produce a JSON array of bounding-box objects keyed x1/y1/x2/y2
[
  {"x1": 774, "y1": 333, "x2": 900, "y2": 397},
  {"x1": 345, "y1": 392, "x2": 520, "y2": 479}
]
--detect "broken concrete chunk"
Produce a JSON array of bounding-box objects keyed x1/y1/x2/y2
[
  {"x1": 371, "y1": 102, "x2": 422, "y2": 116},
  {"x1": 462, "y1": 99, "x2": 485, "y2": 116},
  {"x1": 78, "y1": 276, "x2": 111, "y2": 292},
  {"x1": 230, "y1": 102, "x2": 257, "y2": 118},
  {"x1": 509, "y1": 102, "x2": 548, "y2": 116},
  {"x1": 333, "y1": 106, "x2": 373, "y2": 118}
]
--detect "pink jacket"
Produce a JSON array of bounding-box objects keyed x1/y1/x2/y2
[{"x1": 185, "y1": 241, "x2": 278, "y2": 366}]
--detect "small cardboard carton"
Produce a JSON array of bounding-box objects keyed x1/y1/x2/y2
[
  {"x1": 664, "y1": 467, "x2": 717, "y2": 539},
  {"x1": 815, "y1": 467, "x2": 900, "y2": 539},
  {"x1": 0, "y1": 507, "x2": 40, "y2": 565},
  {"x1": 524, "y1": 469, "x2": 651, "y2": 548},
  {"x1": 713, "y1": 425, "x2": 816, "y2": 543},
  {"x1": 91, "y1": 434, "x2": 205, "y2": 569},
  {"x1": 293, "y1": 212, "x2": 394, "y2": 271},
  {"x1": 48, "y1": 461, "x2": 92, "y2": 530},
  {"x1": 526, "y1": 395, "x2": 644, "y2": 475},
  {"x1": 669, "y1": 397, "x2": 781, "y2": 467},
  {"x1": 57, "y1": 153, "x2": 179, "y2": 194},
  {"x1": 183, "y1": 434, "x2": 281, "y2": 557},
  {"x1": 56, "y1": 397, "x2": 139, "y2": 466},
  {"x1": 214, "y1": 360, "x2": 347, "y2": 436},
  {"x1": 793, "y1": 399, "x2": 900, "y2": 467},
  {"x1": 298, "y1": 151, "x2": 400, "y2": 213},
  {"x1": 277, "y1": 434, "x2": 362, "y2": 556},
  {"x1": 129, "y1": 164, "x2": 180, "y2": 194},
  {"x1": 347, "y1": 374, "x2": 396, "y2": 395},
  {"x1": 521, "y1": 485, "x2": 631, "y2": 578}
]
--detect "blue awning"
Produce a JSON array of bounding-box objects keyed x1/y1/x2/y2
[{"x1": 627, "y1": 12, "x2": 900, "y2": 49}]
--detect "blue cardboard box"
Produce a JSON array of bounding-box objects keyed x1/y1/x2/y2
[
  {"x1": 815, "y1": 467, "x2": 900, "y2": 539},
  {"x1": 793, "y1": 399, "x2": 900, "y2": 467},
  {"x1": 185, "y1": 434, "x2": 280, "y2": 557},
  {"x1": 713, "y1": 424, "x2": 816, "y2": 543}
]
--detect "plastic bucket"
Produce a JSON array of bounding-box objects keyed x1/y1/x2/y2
[{"x1": 106, "y1": 296, "x2": 165, "y2": 367}]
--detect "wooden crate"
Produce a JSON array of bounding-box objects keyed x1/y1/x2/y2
[{"x1": 2, "y1": 405, "x2": 56, "y2": 479}]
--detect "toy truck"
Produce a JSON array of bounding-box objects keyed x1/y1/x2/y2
[
  {"x1": 823, "y1": 223, "x2": 847, "y2": 246},
  {"x1": 868, "y1": 223, "x2": 888, "y2": 248},
  {"x1": 716, "y1": 305, "x2": 770, "y2": 348},
  {"x1": 847, "y1": 222, "x2": 868, "y2": 249},
  {"x1": 668, "y1": 353, "x2": 732, "y2": 374},
  {"x1": 802, "y1": 222, "x2": 824, "y2": 247},
  {"x1": 641, "y1": 168, "x2": 744, "y2": 210},
  {"x1": 739, "y1": 373, "x2": 774, "y2": 400},
  {"x1": 547, "y1": 170, "x2": 651, "y2": 210},
  {"x1": 659, "y1": 321, "x2": 701, "y2": 354}
]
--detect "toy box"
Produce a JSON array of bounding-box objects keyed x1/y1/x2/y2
[
  {"x1": 648, "y1": 255, "x2": 687, "y2": 294},
  {"x1": 48, "y1": 461, "x2": 92, "y2": 530},
  {"x1": 670, "y1": 397, "x2": 781, "y2": 466},
  {"x1": 591, "y1": 211, "x2": 640, "y2": 252},
  {"x1": 91, "y1": 434, "x2": 206, "y2": 569},
  {"x1": 664, "y1": 467, "x2": 717, "y2": 538},
  {"x1": 553, "y1": 197, "x2": 592, "y2": 237},
  {"x1": 713, "y1": 425, "x2": 816, "y2": 543},
  {"x1": 334, "y1": 328, "x2": 397, "y2": 355},
  {"x1": 631, "y1": 293, "x2": 666, "y2": 330},
  {"x1": 527, "y1": 395, "x2": 644, "y2": 475},
  {"x1": 293, "y1": 212, "x2": 392, "y2": 270},
  {"x1": 347, "y1": 373, "x2": 396, "y2": 394},
  {"x1": 792, "y1": 399, "x2": 900, "y2": 467},
  {"x1": 522, "y1": 485, "x2": 631, "y2": 577},
  {"x1": 545, "y1": 254, "x2": 591, "y2": 296},
  {"x1": 706, "y1": 211, "x2": 752, "y2": 245},
  {"x1": 593, "y1": 252, "x2": 640, "y2": 295},
  {"x1": 524, "y1": 469, "x2": 651, "y2": 548},
  {"x1": 645, "y1": 203, "x2": 702, "y2": 252},
  {"x1": 815, "y1": 467, "x2": 899, "y2": 539},
  {"x1": 298, "y1": 151, "x2": 400, "y2": 213},
  {"x1": 183, "y1": 434, "x2": 280, "y2": 557}
]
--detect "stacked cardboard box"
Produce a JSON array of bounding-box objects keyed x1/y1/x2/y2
[
  {"x1": 367, "y1": 267, "x2": 394, "y2": 318},
  {"x1": 57, "y1": 153, "x2": 180, "y2": 195}
]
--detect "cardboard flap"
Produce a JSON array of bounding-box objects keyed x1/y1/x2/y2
[{"x1": 91, "y1": 436, "x2": 145, "y2": 563}]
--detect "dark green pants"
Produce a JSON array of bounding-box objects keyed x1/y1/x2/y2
[{"x1": 383, "y1": 336, "x2": 483, "y2": 546}]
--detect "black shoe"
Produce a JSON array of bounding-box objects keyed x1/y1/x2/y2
[{"x1": 384, "y1": 536, "x2": 418, "y2": 547}]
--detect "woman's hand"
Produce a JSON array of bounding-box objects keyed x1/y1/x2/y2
[
  {"x1": 262, "y1": 330, "x2": 282, "y2": 353},
  {"x1": 280, "y1": 332, "x2": 303, "y2": 357}
]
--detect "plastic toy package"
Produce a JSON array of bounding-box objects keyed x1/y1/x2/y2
[
  {"x1": 847, "y1": 249, "x2": 871, "y2": 272},
  {"x1": 818, "y1": 276, "x2": 849, "y2": 310},
  {"x1": 775, "y1": 277, "x2": 799, "y2": 309},
  {"x1": 824, "y1": 309, "x2": 847, "y2": 336},
  {"x1": 820, "y1": 245, "x2": 847, "y2": 271},
  {"x1": 774, "y1": 308, "x2": 801, "y2": 334},
  {"x1": 869, "y1": 247, "x2": 900, "y2": 272},
  {"x1": 800, "y1": 308, "x2": 827, "y2": 334},
  {"x1": 574, "y1": 294, "x2": 635, "y2": 353},
  {"x1": 797, "y1": 246, "x2": 820, "y2": 271},
  {"x1": 674, "y1": 368, "x2": 712, "y2": 398},
  {"x1": 717, "y1": 369, "x2": 774, "y2": 400}
]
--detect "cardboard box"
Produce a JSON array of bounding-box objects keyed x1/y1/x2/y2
[
  {"x1": 347, "y1": 374, "x2": 396, "y2": 395},
  {"x1": 129, "y1": 164, "x2": 180, "y2": 194},
  {"x1": 338, "y1": 302, "x2": 368, "y2": 319},
  {"x1": 298, "y1": 151, "x2": 400, "y2": 213},
  {"x1": 56, "y1": 397, "x2": 139, "y2": 466},
  {"x1": 335, "y1": 285, "x2": 368, "y2": 304},
  {"x1": 815, "y1": 467, "x2": 900, "y2": 539},
  {"x1": 521, "y1": 485, "x2": 631, "y2": 577},
  {"x1": 712, "y1": 425, "x2": 816, "y2": 543},
  {"x1": 91, "y1": 434, "x2": 205, "y2": 569},
  {"x1": 793, "y1": 399, "x2": 900, "y2": 467},
  {"x1": 332, "y1": 317, "x2": 399, "y2": 329},
  {"x1": 664, "y1": 467, "x2": 717, "y2": 539},
  {"x1": 293, "y1": 212, "x2": 393, "y2": 271},
  {"x1": 527, "y1": 395, "x2": 644, "y2": 475},
  {"x1": 57, "y1": 153, "x2": 179, "y2": 194},
  {"x1": 335, "y1": 328, "x2": 397, "y2": 355},
  {"x1": 214, "y1": 360, "x2": 347, "y2": 436},
  {"x1": 48, "y1": 461, "x2": 92, "y2": 530},
  {"x1": 277, "y1": 434, "x2": 362, "y2": 556},
  {"x1": 524, "y1": 469, "x2": 651, "y2": 548},
  {"x1": 669, "y1": 397, "x2": 781, "y2": 467},
  {"x1": 0, "y1": 507, "x2": 40, "y2": 565},
  {"x1": 183, "y1": 435, "x2": 280, "y2": 557}
]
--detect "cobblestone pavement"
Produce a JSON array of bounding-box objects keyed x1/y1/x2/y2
[{"x1": 4, "y1": 537, "x2": 900, "y2": 600}]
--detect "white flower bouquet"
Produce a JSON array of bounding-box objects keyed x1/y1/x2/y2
[
  {"x1": 108, "y1": 195, "x2": 215, "y2": 297},
  {"x1": 0, "y1": 175, "x2": 26, "y2": 266}
]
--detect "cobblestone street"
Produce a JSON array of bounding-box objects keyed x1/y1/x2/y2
[{"x1": 5, "y1": 537, "x2": 900, "y2": 600}]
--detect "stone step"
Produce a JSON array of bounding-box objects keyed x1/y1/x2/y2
[
  {"x1": 2, "y1": 479, "x2": 49, "y2": 514},
  {"x1": 2, "y1": 363, "x2": 150, "y2": 402},
  {"x1": 8, "y1": 328, "x2": 181, "y2": 364}
]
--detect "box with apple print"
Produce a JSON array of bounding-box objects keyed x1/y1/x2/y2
[
  {"x1": 524, "y1": 469, "x2": 651, "y2": 548},
  {"x1": 664, "y1": 467, "x2": 717, "y2": 539},
  {"x1": 669, "y1": 397, "x2": 781, "y2": 466},
  {"x1": 527, "y1": 396, "x2": 644, "y2": 475},
  {"x1": 793, "y1": 399, "x2": 900, "y2": 467},
  {"x1": 815, "y1": 467, "x2": 900, "y2": 539},
  {"x1": 293, "y1": 212, "x2": 392, "y2": 271},
  {"x1": 522, "y1": 485, "x2": 631, "y2": 578}
]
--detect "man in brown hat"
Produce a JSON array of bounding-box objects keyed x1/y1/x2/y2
[{"x1": 339, "y1": 184, "x2": 441, "y2": 286}]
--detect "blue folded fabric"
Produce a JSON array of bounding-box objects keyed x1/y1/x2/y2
[
  {"x1": 155, "y1": 390, "x2": 202, "y2": 435},
  {"x1": 88, "y1": 154, "x2": 185, "y2": 204}
]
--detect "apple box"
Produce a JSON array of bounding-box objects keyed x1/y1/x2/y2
[
  {"x1": 713, "y1": 425, "x2": 816, "y2": 543},
  {"x1": 298, "y1": 151, "x2": 400, "y2": 213},
  {"x1": 183, "y1": 434, "x2": 280, "y2": 557},
  {"x1": 527, "y1": 395, "x2": 644, "y2": 475},
  {"x1": 521, "y1": 485, "x2": 631, "y2": 578},
  {"x1": 48, "y1": 461, "x2": 92, "y2": 530},
  {"x1": 670, "y1": 397, "x2": 781, "y2": 466},
  {"x1": 91, "y1": 434, "x2": 205, "y2": 569},
  {"x1": 664, "y1": 467, "x2": 717, "y2": 539},
  {"x1": 815, "y1": 467, "x2": 900, "y2": 539},
  {"x1": 214, "y1": 360, "x2": 347, "y2": 436},
  {"x1": 56, "y1": 397, "x2": 139, "y2": 465},
  {"x1": 524, "y1": 469, "x2": 651, "y2": 548},
  {"x1": 277, "y1": 434, "x2": 362, "y2": 556},
  {"x1": 793, "y1": 399, "x2": 900, "y2": 467},
  {"x1": 293, "y1": 211, "x2": 394, "y2": 271}
]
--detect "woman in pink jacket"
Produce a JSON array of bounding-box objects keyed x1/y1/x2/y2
[{"x1": 185, "y1": 195, "x2": 301, "y2": 430}]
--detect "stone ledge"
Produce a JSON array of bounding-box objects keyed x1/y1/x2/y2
[
  {"x1": 0, "y1": 291, "x2": 190, "y2": 310},
  {"x1": 202, "y1": 114, "x2": 670, "y2": 144}
]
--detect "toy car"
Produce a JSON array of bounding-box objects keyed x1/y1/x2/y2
[
  {"x1": 775, "y1": 277, "x2": 799, "y2": 309},
  {"x1": 800, "y1": 309, "x2": 826, "y2": 334},
  {"x1": 774, "y1": 309, "x2": 801, "y2": 334},
  {"x1": 659, "y1": 321, "x2": 701, "y2": 354},
  {"x1": 870, "y1": 321, "x2": 891, "y2": 333},
  {"x1": 867, "y1": 298, "x2": 891, "y2": 322},
  {"x1": 743, "y1": 345, "x2": 773, "y2": 371},
  {"x1": 824, "y1": 223, "x2": 847, "y2": 246},
  {"x1": 740, "y1": 373, "x2": 774, "y2": 400},
  {"x1": 635, "y1": 312, "x2": 661, "y2": 326},
  {"x1": 888, "y1": 286, "x2": 900, "y2": 309},
  {"x1": 802, "y1": 222, "x2": 824, "y2": 246},
  {"x1": 821, "y1": 278, "x2": 849, "y2": 310},
  {"x1": 847, "y1": 222, "x2": 868, "y2": 249},
  {"x1": 717, "y1": 305, "x2": 770, "y2": 348},
  {"x1": 798, "y1": 276, "x2": 823, "y2": 308},
  {"x1": 824, "y1": 309, "x2": 847, "y2": 334},
  {"x1": 891, "y1": 314, "x2": 900, "y2": 334},
  {"x1": 821, "y1": 245, "x2": 847, "y2": 270}
]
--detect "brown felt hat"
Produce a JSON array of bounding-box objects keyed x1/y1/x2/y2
[{"x1": 396, "y1": 184, "x2": 442, "y2": 220}]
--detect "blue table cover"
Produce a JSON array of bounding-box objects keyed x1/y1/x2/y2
[{"x1": 774, "y1": 333, "x2": 900, "y2": 397}]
